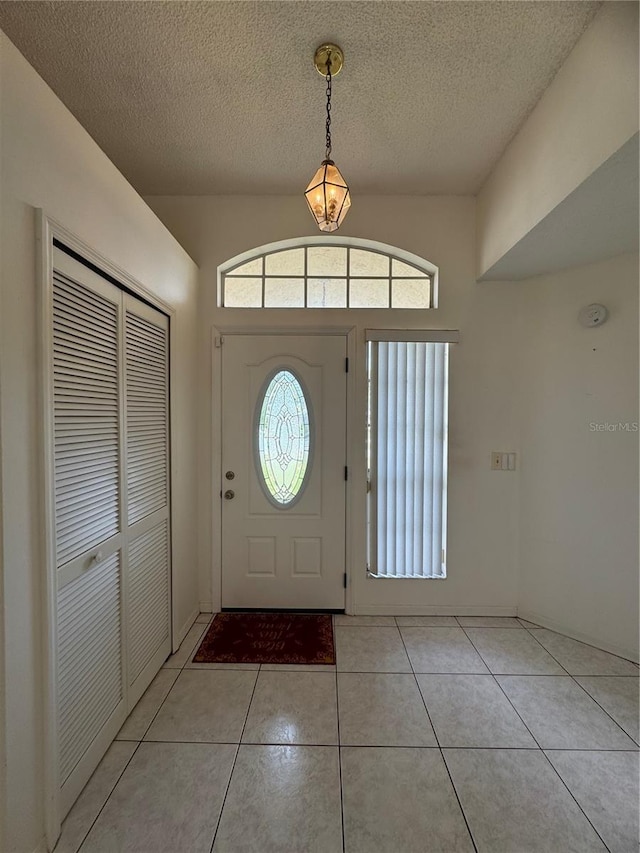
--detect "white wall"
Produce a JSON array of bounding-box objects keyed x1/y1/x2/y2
[
  {"x1": 0, "y1": 33, "x2": 200, "y2": 853},
  {"x1": 146, "y1": 195, "x2": 523, "y2": 618},
  {"x1": 145, "y1": 196, "x2": 639, "y2": 659},
  {"x1": 0, "y1": 32, "x2": 6, "y2": 826},
  {"x1": 0, "y1": 278, "x2": 6, "y2": 849},
  {"x1": 517, "y1": 253, "x2": 639, "y2": 660},
  {"x1": 477, "y1": 2, "x2": 639, "y2": 277}
]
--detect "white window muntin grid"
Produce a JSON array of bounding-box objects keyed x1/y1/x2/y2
[{"x1": 219, "y1": 240, "x2": 438, "y2": 309}]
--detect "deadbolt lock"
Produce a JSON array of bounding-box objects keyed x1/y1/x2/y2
[{"x1": 225, "y1": 471, "x2": 235, "y2": 480}]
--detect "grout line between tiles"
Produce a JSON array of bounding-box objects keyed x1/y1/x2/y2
[
  {"x1": 75, "y1": 741, "x2": 143, "y2": 853},
  {"x1": 129, "y1": 669, "x2": 180, "y2": 743},
  {"x1": 186, "y1": 666, "x2": 262, "y2": 671},
  {"x1": 208, "y1": 668, "x2": 260, "y2": 853},
  {"x1": 123, "y1": 738, "x2": 638, "y2": 751},
  {"x1": 562, "y1": 674, "x2": 640, "y2": 678},
  {"x1": 541, "y1": 752, "x2": 614, "y2": 851},
  {"x1": 334, "y1": 624, "x2": 405, "y2": 630},
  {"x1": 348, "y1": 670, "x2": 599, "y2": 676},
  {"x1": 459, "y1": 627, "x2": 557, "y2": 752},
  {"x1": 568, "y1": 677, "x2": 640, "y2": 746},
  {"x1": 133, "y1": 622, "x2": 208, "y2": 743},
  {"x1": 526, "y1": 626, "x2": 640, "y2": 665},
  {"x1": 524, "y1": 626, "x2": 639, "y2": 673},
  {"x1": 523, "y1": 628, "x2": 639, "y2": 744},
  {"x1": 397, "y1": 624, "x2": 479, "y2": 853},
  {"x1": 522, "y1": 628, "x2": 582, "y2": 675},
  {"x1": 335, "y1": 668, "x2": 346, "y2": 852},
  {"x1": 462, "y1": 624, "x2": 572, "y2": 677},
  {"x1": 543, "y1": 747, "x2": 640, "y2": 753},
  {"x1": 74, "y1": 621, "x2": 211, "y2": 847},
  {"x1": 460, "y1": 626, "x2": 613, "y2": 852},
  {"x1": 110, "y1": 624, "x2": 237, "y2": 749},
  {"x1": 206, "y1": 741, "x2": 241, "y2": 853}
]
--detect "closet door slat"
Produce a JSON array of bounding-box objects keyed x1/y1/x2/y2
[
  {"x1": 57, "y1": 552, "x2": 122, "y2": 784},
  {"x1": 127, "y1": 520, "x2": 170, "y2": 684},
  {"x1": 125, "y1": 311, "x2": 168, "y2": 525},
  {"x1": 53, "y1": 273, "x2": 120, "y2": 566}
]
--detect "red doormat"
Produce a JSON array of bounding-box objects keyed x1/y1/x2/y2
[{"x1": 192, "y1": 612, "x2": 335, "y2": 665}]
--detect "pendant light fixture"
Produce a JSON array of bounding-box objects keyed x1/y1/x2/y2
[{"x1": 305, "y1": 43, "x2": 351, "y2": 232}]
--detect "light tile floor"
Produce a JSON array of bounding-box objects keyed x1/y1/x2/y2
[{"x1": 57, "y1": 615, "x2": 639, "y2": 853}]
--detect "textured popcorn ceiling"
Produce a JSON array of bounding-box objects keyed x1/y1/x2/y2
[{"x1": 0, "y1": 1, "x2": 600, "y2": 195}]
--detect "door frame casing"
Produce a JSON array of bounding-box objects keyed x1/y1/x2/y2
[
  {"x1": 211, "y1": 325, "x2": 357, "y2": 615},
  {"x1": 37, "y1": 211, "x2": 177, "y2": 849}
]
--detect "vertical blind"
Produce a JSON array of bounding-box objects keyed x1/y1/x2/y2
[{"x1": 369, "y1": 340, "x2": 450, "y2": 578}]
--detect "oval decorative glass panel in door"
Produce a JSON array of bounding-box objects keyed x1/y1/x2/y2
[{"x1": 255, "y1": 369, "x2": 313, "y2": 507}]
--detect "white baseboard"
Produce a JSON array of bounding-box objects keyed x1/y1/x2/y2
[
  {"x1": 517, "y1": 609, "x2": 639, "y2": 664},
  {"x1": 350, "y1": 604, "x2": 517, "y2": 617},
  {"x1": 174, "y1": 605, "x2": 199, "y2": 652}
]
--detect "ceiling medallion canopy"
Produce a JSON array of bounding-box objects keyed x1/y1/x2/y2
[{"x1": 304, "y1": 43, "x2": 351, "y2": 233}]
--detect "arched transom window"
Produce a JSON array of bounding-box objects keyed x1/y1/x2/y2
[{"x1": 218, "y1": 238, "x2": 438, "y2": 309}]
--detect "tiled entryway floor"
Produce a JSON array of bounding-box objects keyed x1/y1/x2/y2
[{"x1": 56, "y1": 615, "x2": 639, "y2": 853}]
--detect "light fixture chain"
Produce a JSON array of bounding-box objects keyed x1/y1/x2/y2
[
  {"x1": 325, "y1": 55, "x2": 332, "y2": 160},
  {"x1": 305, "y1": 43, "x2": 350, "y2": 232}
]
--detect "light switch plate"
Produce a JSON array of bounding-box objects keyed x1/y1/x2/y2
[{"x1": 491, "y1": 451, "x2": 517, "y2": 470}]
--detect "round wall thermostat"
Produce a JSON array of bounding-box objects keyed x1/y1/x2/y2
[{"x1": 578, "y1": 303, "x2": 608, "y2": 327}]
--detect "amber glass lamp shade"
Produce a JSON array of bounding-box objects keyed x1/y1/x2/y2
[{"x1": 304, "y1": 160, "x2": 351, "y2": 232}]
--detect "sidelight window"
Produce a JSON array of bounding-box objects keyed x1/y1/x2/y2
[{"x1": 367, "y1": 331, "x2": 458, "y2": 578}]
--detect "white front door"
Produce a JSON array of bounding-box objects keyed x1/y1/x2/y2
[{"x1": 221, "y1": 334, "x2": 347, "y2": 609}]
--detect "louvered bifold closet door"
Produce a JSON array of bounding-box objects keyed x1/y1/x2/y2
[
  {"x1": 124, "y1": 295, "x2": 171, "y2": 707},
  {"x1": 52, "y1": 248, "x2": 126, "y2": 817}
]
